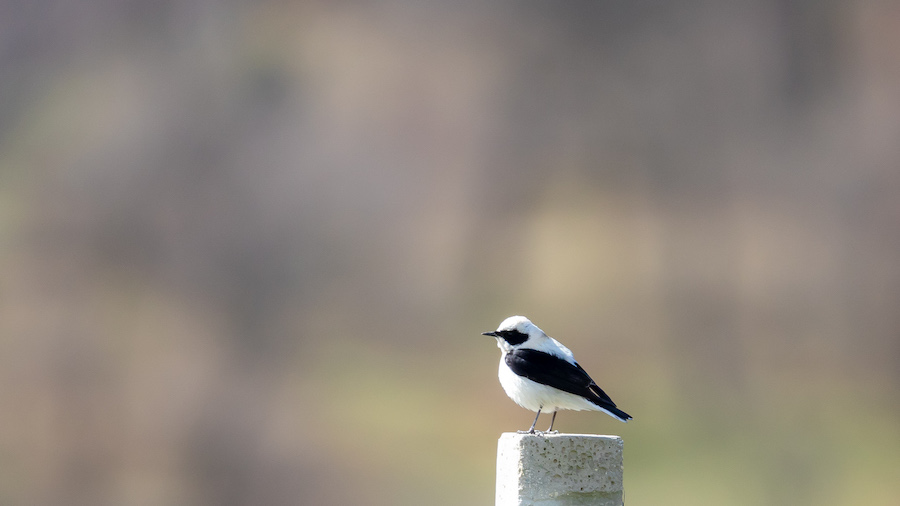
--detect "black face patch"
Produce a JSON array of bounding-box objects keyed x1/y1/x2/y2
[{"x1": 497, "y1": 329, "x2": 528, "y2": 346}]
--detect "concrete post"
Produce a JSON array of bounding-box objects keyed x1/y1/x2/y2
[{"x1": 496, "y1": 433, "x2": 624, "y2": 506}]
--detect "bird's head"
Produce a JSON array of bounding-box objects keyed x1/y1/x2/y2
[{"x1": 482, "y1": 315, "x2": 547, "y2": 351}]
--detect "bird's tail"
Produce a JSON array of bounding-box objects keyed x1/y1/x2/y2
[
  {"x1": 588, "y1": 384, "x2": 632, "y2": 422},
  {"x1": 599, "y1": 405, "x2": 632, "y2": 422}
]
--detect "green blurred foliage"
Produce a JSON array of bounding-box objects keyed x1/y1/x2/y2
[{"x1": 1, "y1": 1, "x2": 899, "y2": 505}]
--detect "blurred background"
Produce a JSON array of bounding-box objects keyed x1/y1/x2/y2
[{"x1": 2, "y1": 1, "x2": 900, "y2": 505}]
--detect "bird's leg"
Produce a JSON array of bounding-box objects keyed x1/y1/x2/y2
[
  {"x1": 546, "y1": 411, "x2": 558, "y2": 433},
  {"x1": 519, "y1": 408, "x2": 542, "y2": 434}
]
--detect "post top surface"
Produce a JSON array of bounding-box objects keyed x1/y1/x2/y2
[{"x1": 499, "y1": 432, "x2": 622, "y2": 441}]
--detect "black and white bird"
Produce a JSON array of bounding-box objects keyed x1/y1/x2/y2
[{"x1": 482, "y1": 315, "x2": 631, "y2": 433}]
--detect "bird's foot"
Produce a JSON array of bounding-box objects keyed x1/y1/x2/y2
[{"x1": 517, "y1": 429, "x2": 539, "y2": 435}]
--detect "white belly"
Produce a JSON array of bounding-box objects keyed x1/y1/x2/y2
[{"x1": 498, "y1": 358, "x2": 600, "y2": 413}]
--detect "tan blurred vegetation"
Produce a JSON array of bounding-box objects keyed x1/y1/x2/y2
[{"x1": 2, "y1": 1, "x2": 900, "y2": 505}]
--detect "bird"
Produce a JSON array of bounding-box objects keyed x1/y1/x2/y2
[{"x1": 482, "y1": 315, "x2": 631, "y2": 433}]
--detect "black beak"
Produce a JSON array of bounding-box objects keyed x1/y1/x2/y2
[{"x1": 482, "y1": 331, "x2": 498, "y2": 337}]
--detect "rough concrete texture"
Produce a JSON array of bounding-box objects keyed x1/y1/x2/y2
[{"x1": 496, "y1": 433, "x2": 624, "y2": 506}]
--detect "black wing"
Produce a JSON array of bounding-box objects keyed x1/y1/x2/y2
[{"x1": 505, "y1": 348, "x2": 631, "y2": 420}]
